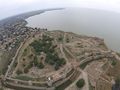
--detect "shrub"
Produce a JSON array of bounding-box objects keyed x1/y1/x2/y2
[
  {"x1": 112, "y1": 60, "x2": 117, "y2": 66},
  {"x1": 24, "y1": 68, "x2": 29, "y2": 73},
  {"x1": 66, "y1": 38, "x2": 69, "y2": 43}
]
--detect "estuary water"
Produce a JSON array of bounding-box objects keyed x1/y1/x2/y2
[{"x1": 26, "y1": 8, "x2": 120, "y2": 52}]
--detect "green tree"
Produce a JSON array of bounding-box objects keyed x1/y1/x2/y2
[
  {"x1": 76, "y1": 79, "x2": 85, "y2": 88},
  {"x1": 29, "y1": 35, "x2": 66, "y2": 70}
]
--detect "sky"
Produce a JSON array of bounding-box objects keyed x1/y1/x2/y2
[{"x1": 0, "y1": 0, "x2": 120, "y2": 20}]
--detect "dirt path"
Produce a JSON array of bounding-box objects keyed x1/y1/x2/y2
[
  {"x1": 5, "y1": 41, "x2": 24, "y2": 78},
  {"x1": 60, "y1": 44, "x2": 69, "y2": 63},
  {"x1": 81, "y1": 71, "x2": 89, "y2": 90}
]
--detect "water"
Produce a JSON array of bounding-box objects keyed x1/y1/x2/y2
[{"x1": 26, "y1": 8, "x2": 120, "y2": 52}]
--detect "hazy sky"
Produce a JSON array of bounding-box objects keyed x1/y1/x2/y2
[{"x1": 0, "y1": 0, "x2": 120, "y2": 20}]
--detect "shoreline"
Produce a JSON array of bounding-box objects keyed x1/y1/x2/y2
[{"x1": 25, "y1": 8, "x2": 120, "y2": 52}]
